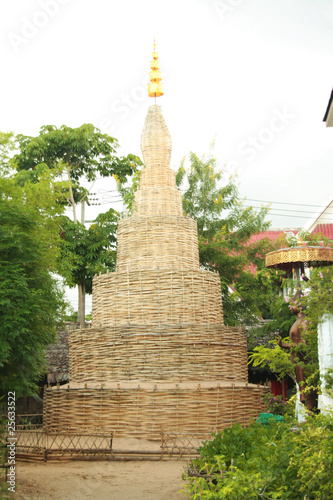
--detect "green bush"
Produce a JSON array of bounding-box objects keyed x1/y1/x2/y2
[{"x1": 184, "y1": 413, "x2": 333, "y2": 499}]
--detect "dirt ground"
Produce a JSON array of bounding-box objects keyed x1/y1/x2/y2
[{"x1": 10, "y1": 460, "x2": 190, "y2": 500}]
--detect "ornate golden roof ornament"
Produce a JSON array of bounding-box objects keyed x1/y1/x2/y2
[
  {"x1": 148, "y1": 39, "x2": 164, "y2": 99},
  {"x1": 265, "y1": 246, "x2": 333, "y2": 270},
  {"x1": 297, "y1": 234, "x2": 304, "y2": 246}
]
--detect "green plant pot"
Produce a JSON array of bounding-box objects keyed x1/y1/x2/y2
[{"x1": 256, "y1": 413, "x2": 284, "y2": 425}]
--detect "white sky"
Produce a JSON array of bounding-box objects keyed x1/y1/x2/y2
[{"x1": 1, "y1": 0, "x2": 333, "y2": 311}]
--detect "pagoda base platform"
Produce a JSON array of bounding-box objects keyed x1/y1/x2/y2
[{"x1": 43, "y1": 381, "x2": 266, "y2": 439}]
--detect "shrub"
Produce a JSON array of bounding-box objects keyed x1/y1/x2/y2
[
  {"x1": 184, "y1": 412, "x2": 333, "y2": 499},
  {"x1": 262, "y1": 393, "x2": 288, "y2": 416}
]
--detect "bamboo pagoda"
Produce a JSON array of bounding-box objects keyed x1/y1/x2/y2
[{"x1": 43, "y1": 43, "x2": 265, "y2": 438}]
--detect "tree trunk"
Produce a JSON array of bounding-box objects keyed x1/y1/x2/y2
[
  {"x1": 282, "y1": 376, "x2": 286, "y2": 400},
  {"x1": 78, "y1": 199, "x2": 86, "y2": 326},
  {"x1": 67, "y1": 167, "x2": 77, "y2": 223},
  {"x1": 78, "y1": 279, "x2": 85, "y2": 329},
  {"x1": 68, "y1": 167, "x2": 86, "y2": 325}
]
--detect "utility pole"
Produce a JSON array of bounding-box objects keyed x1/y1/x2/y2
[
  {"x1": 77, "y1": 193, "x2": 100, "y2": 329},
  {"x1": 77, "y1": 196, "x2": 91, "y2": 329},
  {"x1": 81, "y1": 197, "x2": 86, "y2": 224}
]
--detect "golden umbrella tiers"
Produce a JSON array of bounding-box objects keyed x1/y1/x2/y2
[
  {"x1": 265, "y1": 246, "x2": 333, "y2": 270},
  {"x1": 148, "y1": 42, "x2": 164, "y2": 98}
]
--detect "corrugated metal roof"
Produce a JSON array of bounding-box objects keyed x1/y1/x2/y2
[
  {"x1": 311, "y1": 223, "x2": 333, "y2": 240},
  {"x1": 324, "y1": 88, "x2": 333, "y2": 122},
  {"x1": 248, "y1": 229, "x2": 298, "y2": 245}
]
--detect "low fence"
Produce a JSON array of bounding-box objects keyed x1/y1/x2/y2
[
  {"x1": 160, "y1": 429, "x2": 213, "y2": 459},
  {"x1": 11, "y1": 428, "x2": 210, "y2": 462},
  {"x1": 16, "y1": 413, "x2": 43, "y2": 426},
  {"x1": 15, "y1": 428, "x2": 113, "y2": 462}
]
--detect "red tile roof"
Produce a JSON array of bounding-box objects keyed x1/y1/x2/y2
[
  {"x1": 311, "y1": 223, "x2": 333, "y2": 240},
  {"x1": 248, "y1": 229, "x2": 298, "y2": 246}
]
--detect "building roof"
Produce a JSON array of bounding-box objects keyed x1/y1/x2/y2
[
  {"x1": 304, "y1": 199, "x2": 333, "y2": 237},
  {"x1": 323, "y1": 88, "x2": 333, "y2": 127},
  {"x1": 248, "y1": 229, "x2": 298, "y2": 246},
  {"x1": 311, "y1": 223, "x2": 333, "y2": 240}
]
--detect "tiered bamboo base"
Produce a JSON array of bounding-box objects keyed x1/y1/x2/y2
[
  {"x1": 44, "y1": 322, "x2": 266, "y2": 438},
  {"x1": 68, "y1": 325, "x2": 248, "y2": 383},
  {"x1": 133, "y1": 185, "x2": 183, "y2": 216},
  {"x1": 92, "y1": 269, "x2": 224, "y2": 326},
  {"x1": 43, "y1": 381, "x2": 264, "y2": 439},
  {"x1": 116, "y1": 215, "x2": 199, "y2": 272}
]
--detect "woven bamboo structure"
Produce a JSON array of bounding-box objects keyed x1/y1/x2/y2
[
  {"x1": 68, "y1": 325, "x2": 248, "y2": 383},
  {"x1": 44, "y1": 382, "x2": 263, "y2": 439},
  {"x1": 44, "y1": 104, "x2": 265, "y2": 438}
]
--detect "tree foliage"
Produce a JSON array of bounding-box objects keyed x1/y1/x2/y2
[
  {"x1": 248, "y1": 269, "x2": 331, "y2": 398},
  {"x1": 116, "y1": 168, "x2": 141, "y2": 215},
  {"x1": 184, "y1": 413, "x2": 333, "y2": 499},
  {"x1": 57, "y1": 208, "x2": 119, "y2": 295},
  {"x1": 12, "y1": 123, "x2": 142, "y2": 327},
  {"x1": 0, "y1": 167, "x2": 65, "y2": 396},
  {"x1": 176, "y1": 152, "x2": 239, "y2": 236},
  {"x1": 13, "y1": 124, "x2": 140, "y2": 186},
  {"x1": 13, "y1": 124, "x2": 141, "y2": 222},
  {"x1": 298, "y1": 266, "x2": 333, "y2": 327},
  {"x1": 249, "y1": 340, "x2": 295, "y2": 382},
  {"x1": 176, "y1": 152, "x2": 278, "y2": 325},
  {"x1": 0, "y1": 131, "x2": 16, "y2": 173}
]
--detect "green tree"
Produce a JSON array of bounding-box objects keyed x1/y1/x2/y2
[
  {"x1": 176, "y1": 152, "x2": 240, "y2": 236},
  {"x1": 249, "y1": 339, "x2": 295, "y2": 383},
  {"x1": 248, "y1": 273, "x2": 328, "y2": 404},
  {"x1": 13, "y1": 124, "x2": 142, "y2": 327},
  {"x1": 57, "y1": 208, "x2": 119, "y2": 300},
  {"x1": 176, "y1": 152, "x2": 277, "y2": 325},
  {"x1": 116, "y1": 167, "x2": 141, "y2": 215},
  {"x1": 0, "y1": 131, "x2": 16, "y2": 173},
  {"x1": 0, "y1": 166, "x2": 65, "y2": 397}
]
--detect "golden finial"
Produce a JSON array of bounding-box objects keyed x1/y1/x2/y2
[{"x1": 148, "y1": 38, "x2": 164, "y2": 99}]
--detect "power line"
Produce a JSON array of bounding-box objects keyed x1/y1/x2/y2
[
  {"x1": 97, "y1": 197, "x2": 332, "y2": 217},
  {"x1": 96, "y1": 200, "x2": 333, "y2": 220},
  {"x1": 242, "y1": 204, "x2": 330, "y2": 215},
  {"x1": 95, "y1": 205, "x2": 330, "y2": 222},
  {"x1": 265, "y1": 212, "x2": 327, "y2": 220},
  {"x1": 245, "y1": 198, "x2": 330, "y2": 209},
  {"x1": 94, "y1": 189, "x2": 333, "y2": 222},
  {"x1": 98, "y1": 188, "x2": 332, "y2": 210}
]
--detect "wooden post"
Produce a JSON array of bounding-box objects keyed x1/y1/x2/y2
[
  {"x1": 78, "y1": 280, "x2": 85, "y2": 329},
  {"x1": 282, "y1": 376, "x2": 286, "y2": 400},
  {"x1": 78, "y1": 198, "x2": 86, "y2": 328}
]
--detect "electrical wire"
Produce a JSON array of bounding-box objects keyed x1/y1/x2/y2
[
  {"x1": 98, "y1": 189, "x2": 332, "y2": 210},
  {"x1": 244, "y1": 198, "x2": 331, "y2": 209},
  {"x1": 93, "y1": 188, "x2": 333, "y2": 222}
]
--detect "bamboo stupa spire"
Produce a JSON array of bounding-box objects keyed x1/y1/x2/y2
[
  {"x1": 148, "y1": 39, "x2": 164, "y2": 98},
  {"x1": 42, "y1": 48, "x2": 266, "y2": 440}
]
